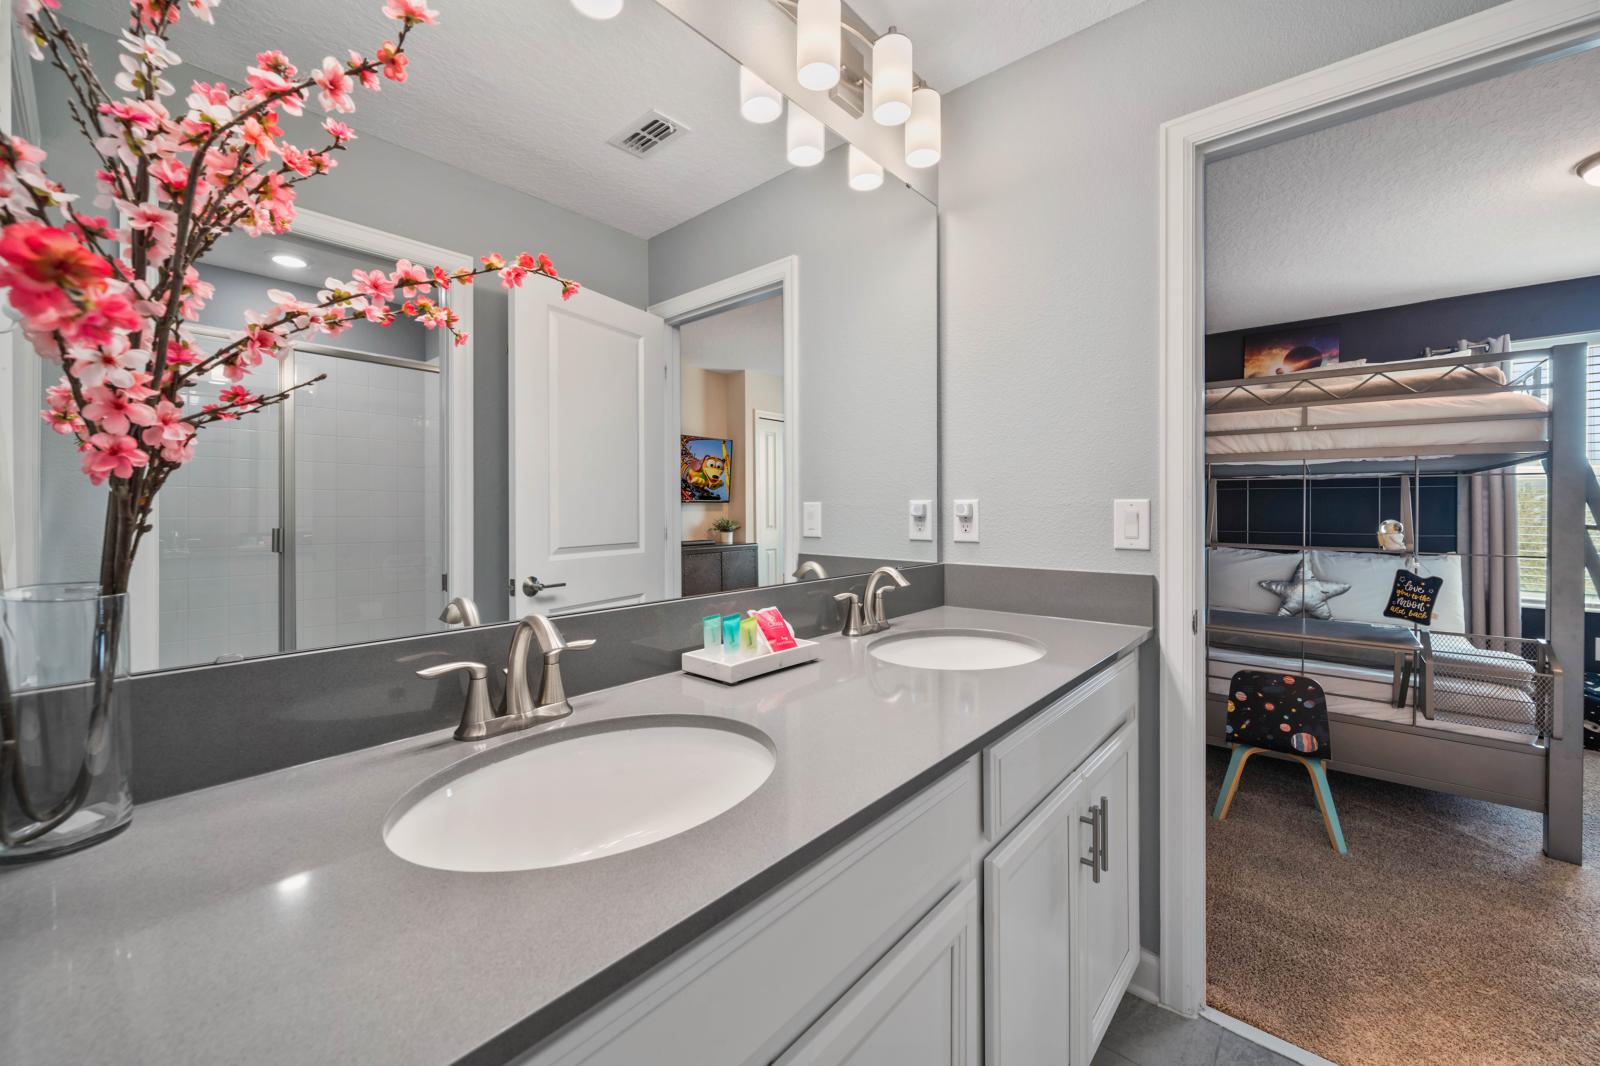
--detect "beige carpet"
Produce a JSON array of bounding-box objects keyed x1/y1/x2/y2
[{"x1": 1206, "y1": 746, "x2": 1600, "y2": 1066}]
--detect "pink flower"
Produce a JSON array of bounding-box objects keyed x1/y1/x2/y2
[
  {"x1": 81, "y1": 432, "x2": 148, "y2": 484},
  {"x1": 69, "y1": 344, "x2": 149, "y2": 390},
  {"x1": 321, "y1": 118, "x2": 356, "y2": 144},
  {"x1": 561, "y1": 280, "x2": 581, "y2": 301},
  {"x1": 499, "y1": 265, "x2": 528, "y2": 289},
  {"x1": 376, "y1": 41, "x2": 407, "y2": 83},
  {"x1": 63, "y1": 286, "x2": 142, "y2": 348},
  {"x1": 82, "y1": 384, "x2": 158, "y2": 435},
  {"x1": 390, "y1": 259, "x2": 428, "y2": 297},
  {"x1": 347, "y1": 51, "x2": 380, "y2": 92},
  {"x1": 351, "y1": 267, "x2": 393, "y2": 301},
  {"x1": 382, "y1": 1, "x2": 438, "y2": 27},
  {"x1": 536, "y1": 253, "x2": 557, "y2": 277},
  {"x1": 479, "y1": 252, "x2": 504, "y2": 271},
  {"x1": 219, "y1": 384, "x2": 260, "y2": 412},
  {"x1": 178, "y1": 265, "x2": 214, "y2": 320},
  {"x1": 123, "y1": 201, "x2": 178, "y2": 261},
  {"x1": 42, "y1": 405, "x2": 85, "y2": 436},
  {"x1": 160, "y1": 437, "x2": 195, "y2": 464},
  {"x1": 184, "y1": 0, "x2": 219, "y2": 25},
  {"x1": 240, "y1": 115, "x2": 280, "y2": 156},
  {"x1": 313, "y1": 56, "x2": 356, "y2": 114},
  {"x1": 0, "y1": 222, "x2": 111, "y2": 293},
  {"x1": 140, "y1": 399, "x2": 193, "y2": 447}
]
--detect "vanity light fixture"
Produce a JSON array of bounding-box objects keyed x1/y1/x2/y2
[
  {"x1": 571, "y1": 0, "x2": 623, "y2": 19},
  {"x1": 1578, "y1": 151, "x2": 1600, "y2": 187},
  {"x1": 848, "y1": 146, "x2": 883, "y2": 191},
  {"x1": 739, "y1": 66, "x2": 783, "y2": 124},
  {"x1": 786, "y1": 102, "x2": 825, "y2": 167},
  {"x1": 796, "y1": 0, "x2": 842, "y2": 91},
  {"x1": 904, "y1": 85, "x2": 941, "y2": 168},
  {"x1": 870, "y1": 31, "x2": 913, "y2": 126},
  {"x1": 271, "y1": 253, "x2": 308, "y2": 269}
]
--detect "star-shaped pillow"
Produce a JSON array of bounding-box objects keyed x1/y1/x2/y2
[{"x1": 1258, "y1": 557, "x2": 1350, "y2": 620}]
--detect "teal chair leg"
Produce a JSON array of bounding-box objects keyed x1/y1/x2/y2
[
  {"x1": 1212, "y1": 745, "x2": 1253, "y2": 821},
  {"x1": 1303, "y1": 758, "x2": 1348, "y2": 855}
]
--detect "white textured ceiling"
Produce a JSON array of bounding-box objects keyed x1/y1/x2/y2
[
  {"x1": 68, "y1": 0, "x2": 799, "y2": 239},
  {"x1": 1205, "y1": 47, "x2": 1600, "y2": 333},
  {"x1": 846, "y1": 0, "x2": 1148, "y2": 90}
]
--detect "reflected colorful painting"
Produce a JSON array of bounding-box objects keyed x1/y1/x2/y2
[
  {"x1": 681, "y1": 436, "x2": 733, "y2": 502},
  {"x1": 1242, "y1": 326, "x2": 1342, "y2": 378}
]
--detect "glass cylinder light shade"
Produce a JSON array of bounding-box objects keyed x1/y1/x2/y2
[
  {"x1": 739, "y1": 66, "x2": 783, "y2": 124},
  {"x1": 871, "y1": 32, "x2": 913, "y2": 126},
  {"x1": 796, "y1": 0, "x2": 842, "y2": 91},
  {"x1": 905, "y1": 87, "x2": 942, "y2": 168},
  {"x1": 848, "y1": 146, "x2": 883, "y2": 191},
  {"x1": 786, "y1": 102, "x2": 825, "y2": 167},
  {"x1": 570, "y1": 0, "x2": 623, "y2": 19}
]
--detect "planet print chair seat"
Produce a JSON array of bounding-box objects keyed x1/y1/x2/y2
[{"x1": 1212, "y1": 669, "x2": 1347, "y2": 854}]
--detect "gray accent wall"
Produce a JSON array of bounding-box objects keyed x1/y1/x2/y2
[
  {"x1": 648, "y1": 145, "x2": 939, "y2": 567},
  {"x1": 936, "y1": 0, "x2": 1503, "y2": 576}
]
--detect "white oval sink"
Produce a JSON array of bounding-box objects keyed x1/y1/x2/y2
[
  {"x1": 869, "y1": 629, "x2": 1046, "y2": 671},
  {"x1": 383, "y1": 720, "x2": 775, "y2": 872}
]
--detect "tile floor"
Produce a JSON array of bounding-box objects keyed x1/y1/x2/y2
[{"x1": 1093, "y1": 996, "x2": 1299, "y2": 1066}]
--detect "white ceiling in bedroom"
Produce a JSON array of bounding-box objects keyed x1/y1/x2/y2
[{"x1": 1205, "y1": 45, "x2": 1600, "y2": 334}]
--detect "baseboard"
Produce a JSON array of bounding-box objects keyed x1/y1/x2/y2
[
  {"x1": 1127, "y1": 948, "x2": 1160, "y2": 1004},
  {"x1": 1201, "y1": 1007, "x2": 1339, "y2": 1066}
]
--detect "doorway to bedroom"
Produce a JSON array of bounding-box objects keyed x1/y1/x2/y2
[{"x1": 1197, "y1": 43, "x2": 1600, "y2": 1066}]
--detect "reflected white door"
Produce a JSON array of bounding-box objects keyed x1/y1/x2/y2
[
  {"x1": 509, "y1": 281, "x2": 669, "y2": 617},
  {"x1": 754, "y1": 412, "x2": 785, "y2": 586}
]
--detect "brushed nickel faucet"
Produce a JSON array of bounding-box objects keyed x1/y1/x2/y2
[
  {"x1": 793, "y1": 560, "x2": 828, "y2": 581},
  {"x1": 438, "y1": 595, "x2": 481, "y2": 627},
  {"x1": 415, "y1": 613, "x2": 595, "y2": 741},
  {"x1": 835, "y1": 566, "x2": 910, "y2": 637}
]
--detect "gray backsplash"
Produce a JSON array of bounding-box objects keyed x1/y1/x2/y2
[{"x1": 128, "y1": 566, "x2": 944, "y2": 801}]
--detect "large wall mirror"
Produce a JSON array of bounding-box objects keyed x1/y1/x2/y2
[{"x1": 3, "y1": 1, "x2": 938, "y2": 672}]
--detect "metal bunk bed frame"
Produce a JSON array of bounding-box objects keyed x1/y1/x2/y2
[{"x1": 1203, "y1": 343, "x2": 1588, "y2": 864}]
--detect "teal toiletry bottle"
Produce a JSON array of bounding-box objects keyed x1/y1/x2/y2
[
  {"x1": 702, "y1": 615, "x2": 721, "y2": 652},
  {"x1": 722, "y1": 614, "x2": 742, "y2": 654}
]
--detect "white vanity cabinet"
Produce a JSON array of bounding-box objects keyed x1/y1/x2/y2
[{"x1": 521, "y1": 650, "x2": 1141, "y2": 1066}]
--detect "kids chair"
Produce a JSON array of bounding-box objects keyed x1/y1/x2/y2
[{"x1": 1212, "y1": 669, "x2": 1347, "y2": 854}]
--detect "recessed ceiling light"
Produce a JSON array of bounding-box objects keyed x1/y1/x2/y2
[
  {"x1": 571, "y1": 0, "x2": 623, "y2": 19},
  {"x1": 1578, "y1": 152, "x2": 1600, "y2": 187},
  {"x1": 271, "y1": 253, "x2": 308, "y2": 269}
]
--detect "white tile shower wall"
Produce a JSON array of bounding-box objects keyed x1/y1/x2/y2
[
  {"x1": 157, "y1": 366, "x2": 281, "y2": 669},
  {"x1": 294, "y1": 352, "x2": 444, "y2": 650}
]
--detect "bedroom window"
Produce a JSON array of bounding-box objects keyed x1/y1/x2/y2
[{"x1": 1513, "y1": 345, "x2": 1600, "y2": 607}]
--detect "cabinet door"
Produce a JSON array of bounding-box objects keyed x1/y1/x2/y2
[
  {"x1": 776, "y1": 879, "x2": 979, "y2": 1066},
  {"x1": 721, "y1": 546, "x2": 758, "y2": 591},
  {"x1": 1070, "y1": 721, "x2": 1139, "y2": 1066},
  {"x1": 983, "y1": 775, "x2": 1077, "y2": 1065},
  {"x1": 681, "y1": 550, "x2": 720, "y2": 597}
]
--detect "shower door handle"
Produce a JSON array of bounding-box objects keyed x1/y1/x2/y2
[{"x1": 270, "y1": 527, "x2": 283, "y2": 554}]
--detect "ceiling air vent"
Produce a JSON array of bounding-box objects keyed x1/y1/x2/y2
[{"x1": 608, "y1": 110, "x2": 688, "y2": 159}]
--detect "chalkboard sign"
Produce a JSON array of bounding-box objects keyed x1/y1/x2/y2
[{"x1": 1383, "y1": 569, "x2": 1443, "y2": 625}]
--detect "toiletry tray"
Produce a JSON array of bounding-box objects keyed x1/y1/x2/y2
[{"x1": 682, "y1": 639, "x2": 821, "y2": 684}]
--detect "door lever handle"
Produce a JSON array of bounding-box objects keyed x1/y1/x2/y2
[{"x1": 522, "y1": 577, "x2": 568, "y2": 597}]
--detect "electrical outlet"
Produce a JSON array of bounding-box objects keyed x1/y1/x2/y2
[
  {"x1": 953, "y1": 499, "x2": 979, "y2": 542},
  {"x1": 908, "y1": 500, "x2": 932, "y2": 541},
  {"x1": 803, "y1": 501, "x2": 822, "y2": 538}
]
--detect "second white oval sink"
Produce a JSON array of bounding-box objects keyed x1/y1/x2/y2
[
  {"x1": 384, "y1": 720, "x2": 775, "y2": 873},
  {"x1": 869, "y1": 629, "x2": 1046, "y2": 671}
]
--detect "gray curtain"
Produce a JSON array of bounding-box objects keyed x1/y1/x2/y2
[{"x1": 1458, "y1": 470, "x2": 1521, "y2": 638}]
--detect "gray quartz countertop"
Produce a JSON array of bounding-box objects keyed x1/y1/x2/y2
[{"x1": 0, "y1": 607, "x2": 1148, "y2": 1066}]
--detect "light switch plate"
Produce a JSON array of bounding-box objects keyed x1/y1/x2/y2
[
  {"x1": 1113, "y1": 498, "x2": 1150, "y2": 550},
  {"x1": 908, "y1": 500, "x2": 933, "y2": 541},
  {"x1": 802, "y1": 501, "x2": 822, "y2": 538},
  {"x1": 952, "y1": 499, "x2": 980, "y2": 542}
]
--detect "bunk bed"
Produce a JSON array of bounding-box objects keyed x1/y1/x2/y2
[{"x1": 1203, "y1": 344, "x2": 1590, "y2": 863}]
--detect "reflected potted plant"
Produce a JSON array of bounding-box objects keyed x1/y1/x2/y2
[
  {"x1": 710, "y1": 517, "x2": 740, "y2": 545},
  {"x1": 0, "y1": 0, "x2": 580, "y2": 860}
]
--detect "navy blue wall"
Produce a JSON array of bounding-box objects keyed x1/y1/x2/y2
[
  {"x1": 1215, "y1": 475, "x2": 1457, "y2": 553},
  {"x1": 1205, "y1": 274, "x2": 1600, "y2": 381}
]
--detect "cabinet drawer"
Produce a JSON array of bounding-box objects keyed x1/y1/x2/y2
[
  {"x1": 523, "y1": 760, "x2": 982, "y2": 1066},
  {"x1": 983, "y1": 653, "x2": 1136, "y2": 841}
]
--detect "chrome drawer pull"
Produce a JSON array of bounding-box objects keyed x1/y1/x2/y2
[
  {"x1": 1098, "y1": 795, "x2": 1110, "y2": 872},
  {"x1": 1079, "y1": 806, "x2": 1102, "y2": 884}
]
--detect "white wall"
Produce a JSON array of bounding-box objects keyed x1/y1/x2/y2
[{"x1": 938, "y1": 0, "x2": 1503, "y2": 574}]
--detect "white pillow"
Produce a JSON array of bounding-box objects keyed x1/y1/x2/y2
[
  {"x1": 1208, "y1": 547, "x2": 1305, "y2": 615},
  {"x1": 1309, "y1": 550, "x2": 1464, "y2": 630}
]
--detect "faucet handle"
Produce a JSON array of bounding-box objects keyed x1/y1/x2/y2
[
  {"x1": 834, "y1": 592, "x2": 866, "y2": 637},
  {"x1": 415, "y1": 662, "x2": 495, "y2": 741}
]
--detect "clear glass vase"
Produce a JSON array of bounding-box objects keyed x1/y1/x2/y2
[{"x1": 0, "y1": 583, "x2": 133, "y2": 861}]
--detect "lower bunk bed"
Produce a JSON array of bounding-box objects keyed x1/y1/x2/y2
[{"x1": 1206, "y1": 614, "x2": 1557, "y2": 813}]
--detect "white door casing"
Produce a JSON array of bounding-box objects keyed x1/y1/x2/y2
[
  {"x1": 509, "y1": 280, "x2": 669, "y2": 617},
  {"x1": 754, "y1": 411, "x2": 785, "y2": 586}
]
